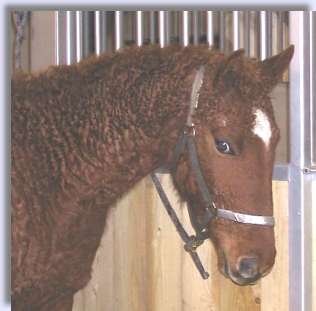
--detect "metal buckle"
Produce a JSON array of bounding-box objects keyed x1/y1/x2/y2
[
  {"x1": 209, "y1": 201, "x2": 218, "y2": 216},
  {"x1": 184, "y1": 124, "x2": 196, "y2": 136},
  {"x1": 184, "y1": 235, "x2": 204, "y2": 252}
]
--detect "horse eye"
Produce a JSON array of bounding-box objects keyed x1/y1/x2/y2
[{"x1": 215, "y1": 140, "x2": 234, "y2": 155}]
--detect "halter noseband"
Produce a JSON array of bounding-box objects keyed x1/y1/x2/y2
[{"x1": 151, "y1": 66, "x2": 275, "y2": 279}]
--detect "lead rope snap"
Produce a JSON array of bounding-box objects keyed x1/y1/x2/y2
[{"x1": 184, "y1": 235, "x2": 204, "y2": 252}]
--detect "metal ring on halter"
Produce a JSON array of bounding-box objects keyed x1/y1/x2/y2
[{"x1": 184, "y1": 124, "x2": 196, "y2": 136}]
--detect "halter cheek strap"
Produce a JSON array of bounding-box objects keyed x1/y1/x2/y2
[{"x1": 151, "y1": 65, "x2": 275, "y2": 280}]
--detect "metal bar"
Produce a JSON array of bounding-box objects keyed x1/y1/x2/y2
[
  {"x1": 95, "y1": 11, "x2": 107, "y2": 55},
  {"x1": 207, "y1": 11, "x2": 213, "y2": 47},
  {"x1": 66, "y1": 11, "x2": 77, "y2": 64},
  {"x1": 182, "y1": 11, "x2": 189, "y2": 47},
  {"x1": 219, "y1": 11, "x2": 225, "y2": 52},
  {"x1": 150, "y1": 11, "x2": 156, "y2": 44},
  {"x1": 75, "y1": 11, "x2": 82, "y2": 61},
  {"x1": 55, "y1": 11, "x2": 78, "y2": 65},
  {"x1": 243, "y1": 11, "x2": 250, "y2": 56},
  {"x1": 136, "y1": 11, "x2": 143, "y2": 47},
  {"x1": 276, "y1": 11, "x2": 284, "y2": 54},
  {"x1": 82, "y1": 11, "x2": 93, "y2": 58},
  {"x1": 260, "y1": 11, "x2": 273, "y2": 60},
  {"x1": 311, "y1": 11, "x2": 316, "y2": 167},
  {"x1": 193, "y1": 11, "x2": 199, "y2": 45},
  {"x1": 159, "y1": 11, "x2": 165, "y2": 48},
  {"x1": 115, "y1": 11, "x2": 123, "y2": 50},
  {"x1": 288, "y1": 11, "x2": 313, "y2": 311},
  {"x1": 165, "y1": 11, "x2": 171, "y2": 46},
  {"x1": 233, "y1": 11, "x2": 240, "y2": 50},
  {"x1": 95, "y1": 11, "x2": 101, "y2": 55},
  {"x1": 272, "y1": 164, "x2": 289, "y2": 181},
  {"x1": 260, "y1": 11, "x2": 267, "y2": 59},
  {"x1": 54, "y1": 11, "x2": 60, "y2": 65}
]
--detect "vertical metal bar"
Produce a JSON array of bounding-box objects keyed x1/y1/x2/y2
[
  {"x1": 115, "y1": 11, "x2": 123, "y2": 50},
  {"x1": 66, "y1": 11, "x2": 76, "y2": 64},
  {"x1": 159, "y1": 11, "x2": 165, "y2": 47},
  {"x1": 233, "y1": 11, "x2": 240, "y2": 50},
  {"x1": 150, "y1": 11, "x2": 156, "y2": 44},
  {"x1": 95, "y1": 11, "x2": 107, "y2": 55},
  {"x1": 55, "y1": 11, "x2": 78, "y2": 65},
  {"x1": 165, "y1": 11, "x2": 171, "y2": 46},
  {"x1": 82, "y1": 11, "x2": 93, "y2": 58},
  {"x1": 136, "y1": 11, "x2": 143, "y2": 47},
  {"x1": 95, "y1": 11, "x2": 101, "y2": 55},
  {"x1": 207, "y1": 11, "x2": 213, "y2": 47},
  {"x1": 182, "y1": 11, "x2": 189, "y2": 47},
  {"x1": 243, "y1": 11, "x2": 250, "y2": 56},
  {"x1": 219, "y1": 11, "x2": 225, "y2": 52},
  {"x1": 276, "y1": 11, "x2": 284, "y2": 53},
  {"x1": 311, "y1": 11, "x2": 316, "y2": 167},
  {"x1": 54, "y1": 11, "x2": 60, "y2": 65},
  {"x1": 193, "y1": 11, "x2": 199, "y2": 45},
  {"x1": 260, "y1": 10, "x2": 272, "y2": 60},
  {"x1": 288, "y1": 11, "x2": 313, "y2": 311},
  {"x1": 75, "y1": 11, "x2": 82, "y2": 62},
  {"x1": 260, "y1": 11, "x2": 267, "y2": 59}
]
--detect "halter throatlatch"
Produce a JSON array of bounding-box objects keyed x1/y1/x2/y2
[{"x1": 151, "y1": 65, "x2": 275, "y2": 280}]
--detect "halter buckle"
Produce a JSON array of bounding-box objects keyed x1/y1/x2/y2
[
  {"x1": 184, "y1": 235, "x2": 204, "y2": 253},
  {"x1": 184, "y1": 124, "x2": 196, "y2": 136}
]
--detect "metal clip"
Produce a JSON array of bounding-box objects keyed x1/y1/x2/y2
[
  {"x1": 184, "y1": 235, "x2": 204, "y2": 252},
  {"x1": 184, "y1": 124, "x2": 196, "y2": 136}
]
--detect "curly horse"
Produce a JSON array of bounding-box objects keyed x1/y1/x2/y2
[{"x1": 11, "y1": 44, "x2": 294, "y2": 310}]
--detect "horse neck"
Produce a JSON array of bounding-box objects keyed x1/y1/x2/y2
[{"x1": 52, "y1": 50, "x2": 194, "y2": 205}]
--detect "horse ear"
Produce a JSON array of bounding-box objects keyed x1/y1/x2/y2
[
  {"x1": 227, "y1": 48, "x2": 245, "y2": 60},
  {"x1": 213, "y1": 48, "x2": 245, "y2": 89},
  {"x1": 261, "y1": 45, "x2": 294, "y2": 92}
]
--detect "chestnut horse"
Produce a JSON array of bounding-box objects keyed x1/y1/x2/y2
[{"x1": 11, "y1": 44, "x2": 294, "y2": 310}]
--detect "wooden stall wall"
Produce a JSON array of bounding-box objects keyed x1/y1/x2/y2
[{"x1": 73, "y1": 180, "x2": 289, "y2": 311}]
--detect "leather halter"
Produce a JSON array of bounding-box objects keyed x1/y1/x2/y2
[{"x1": 151, "y1": 66, "x2": 275, "y2": 279}]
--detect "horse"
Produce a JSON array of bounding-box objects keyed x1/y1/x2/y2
[{"x1": 11, "y1": 44, "x2": 294, "y2": 310}]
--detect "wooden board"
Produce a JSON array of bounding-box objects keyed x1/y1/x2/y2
[{"x1": 73, "y1": 180, "x2": 289, "y2": 311}]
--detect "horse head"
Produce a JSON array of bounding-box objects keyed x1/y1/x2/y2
[{"x1": 171, "y1": 45, "x2": 294, "y2": 285}]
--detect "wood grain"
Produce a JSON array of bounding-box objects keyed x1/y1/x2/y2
[{"x1": 73, "y1": 181, "x2": 289, "y2": 311}]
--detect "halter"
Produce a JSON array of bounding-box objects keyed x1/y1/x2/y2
[{"x1": 151, "y1": 66, "x2": 275, "y2": 279}]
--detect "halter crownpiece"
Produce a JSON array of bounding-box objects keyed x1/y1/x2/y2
[{"x1": 151, "y1": 65, "x2": 275, "y2": 279}]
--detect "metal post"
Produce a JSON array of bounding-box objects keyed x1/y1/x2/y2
[
  {"x1": 182, "y1": 11, "x2": 189, "y2": 47},
  {"x1": 95, "y1": 11, "x2": 107, "y2": 55},
  {"x1": 115, "y1": 11, "x2": 123, "y2": 50},
  {"x1": 310, "y1": 11, "x2": 316, "y2": 167},
  {"x1": 193, "y1": 11, "x2": 199, "y2": 45},
  {"x1": 243, "y1": 11, "x2": 250, "y2": 56},
  {"x1": 136, "y1": 11, "x2": 143, "y2": 47},
  {"x1": 219, "y1": 11, "x2": 226, "y2": 52},
  {"x1": 165, "y1": 11, "x2": 171, "y2": 46},
  {"x1": 207, "y1": 11, "x2": 214, "y2": 47},
  {"x1": 75, "y1": 11, "x2": 83, "y2": 62},
  {"x1": 159, "y1": 11, "x2": 165, "y2": 48},
  {"x1": 55, "y1": 11, "x2": 79, "y2": 65},
  {"x1": 150, "y1": 11, "x2": 156, "y2": 44},
  {"x1": 233, "y1": 11, "x2": 240, "y2": 50},
  {"x1": 82, "y1": 11, "x2": 94, "y2": 58},
  {"x1": 260, "y1": 11, "x2": 273, "y2": 60},
  {"x1": 288, "y1": 11, "x2": 314, "y2": 311}
]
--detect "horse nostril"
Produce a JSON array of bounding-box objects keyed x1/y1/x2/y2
[{"x1": 237, "y1": 256, "x2": 259, "y2": 279}]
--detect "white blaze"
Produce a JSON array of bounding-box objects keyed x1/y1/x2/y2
[{"x1": 252, "y1": 109, "x2": 272, "y2": 147}]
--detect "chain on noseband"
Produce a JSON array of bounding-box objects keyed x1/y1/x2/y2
[{"x1": 151, "y1": 65, "x2": 275, "y2": 280}]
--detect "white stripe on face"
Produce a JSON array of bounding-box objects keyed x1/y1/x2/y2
[{"x1": 252, "y1": 109, "x2": 272, "y2": 147}]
